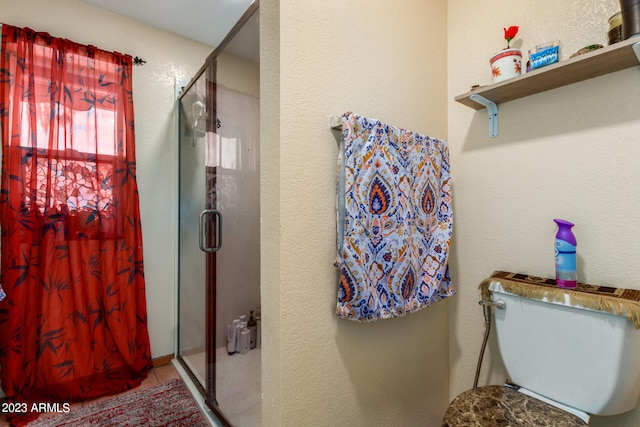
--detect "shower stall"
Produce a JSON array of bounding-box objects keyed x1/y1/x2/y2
[{"x1": 176, "y1": 4, "x2": 260, "y2": 426}]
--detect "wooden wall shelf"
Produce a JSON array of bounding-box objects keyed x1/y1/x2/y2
[{"x1": 455, "y1": 37, "x2": 640, "y2": 111}]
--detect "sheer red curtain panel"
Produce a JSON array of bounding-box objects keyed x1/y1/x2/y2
[{"x1": 0, "y1": 25, "x2": 151, "y2": 425}]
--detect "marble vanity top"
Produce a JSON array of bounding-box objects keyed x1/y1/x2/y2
[{"x1": 442, "y1": 385, "x2": 587, "y2": 426}]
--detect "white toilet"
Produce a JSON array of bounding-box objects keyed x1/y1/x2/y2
[{"x1": 443, "y1": 273, "x2": 640, "y2": 426}]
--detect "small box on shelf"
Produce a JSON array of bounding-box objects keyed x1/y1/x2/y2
[{"x1": 528, "y1": 41, "x2": 559, "y2": 72}]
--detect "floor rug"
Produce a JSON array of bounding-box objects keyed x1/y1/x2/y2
[{"x1": 27, "y1": 379, "x2": 210, "y2": 427}]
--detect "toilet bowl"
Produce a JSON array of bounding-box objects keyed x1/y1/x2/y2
[{"x1": 442, "y1": 271, "x2": 640, "y2": 426}]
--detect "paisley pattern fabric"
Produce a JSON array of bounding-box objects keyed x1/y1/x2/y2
[{"x1": 335, "y1": 112, "x2": 454, "y2": 321}]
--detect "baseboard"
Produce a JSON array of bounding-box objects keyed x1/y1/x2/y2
[{"x1": 152, "y1": 354, "x2": 175, "y2": 368}]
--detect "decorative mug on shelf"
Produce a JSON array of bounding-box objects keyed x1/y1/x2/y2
[
  {"x1": 490, "y1": 25, "x2": 521, "y2": 84},
  {"x1": 490, "y1": 48, "x2": 522, "y2": 83}
]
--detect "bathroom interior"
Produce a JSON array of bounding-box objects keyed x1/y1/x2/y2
[{"x1": 1, "y1": 0, "x2": 640, "y2": 426}]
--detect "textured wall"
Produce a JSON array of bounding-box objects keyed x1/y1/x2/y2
[
  {"x1": 261, "y1": 0, "x2": 451, "y2": 425},
  {"x1": 448, "y1": 1, "x2": 640, "y2": 426},
  {"x1": 259, "y1": 0, "x2": 282, "y2": 424},
  {"x1": 0, "y1": 0, "x2": 213, "y2": 358}
]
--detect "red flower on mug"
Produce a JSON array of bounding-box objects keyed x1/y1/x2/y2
[{"x1": 504, "y1": 26, "x2": 519, "y2": 48}]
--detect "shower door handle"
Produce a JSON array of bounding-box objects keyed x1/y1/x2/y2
[{"x1": 199, "y1": 209, "x2": 222, "y2": 252}]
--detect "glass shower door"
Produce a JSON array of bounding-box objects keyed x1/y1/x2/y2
[
  {"x1": 177, "y1": 4, "x2": 260, "y2": 425},
  {"x1": 211, "y1": 79, "x2": 261, "y2": 427},
  {"x1": 178, "y1": 69, "x2": 211, "y2": 394}
]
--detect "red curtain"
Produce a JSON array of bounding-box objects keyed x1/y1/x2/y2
[{"x1": 0, "y1": 25, "x2": 151, "y2": 425}]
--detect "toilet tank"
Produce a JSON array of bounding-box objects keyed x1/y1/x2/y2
[{"x1": 489, "y1": 280, "x2": 640, "y2": 416}]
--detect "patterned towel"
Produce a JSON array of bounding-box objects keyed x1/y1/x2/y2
[{"x1": 335, "y1": 112, "x2": 454, "y2": 321}]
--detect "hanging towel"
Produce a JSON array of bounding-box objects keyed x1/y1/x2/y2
[{"x1": 335, "y1": 112, "x2": 454, "y2": 321}]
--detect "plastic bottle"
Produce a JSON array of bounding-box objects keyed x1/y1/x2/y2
[
  {"x1": 235, "y1": 318, "x2": 245, "y2": 352},
  {"x1": 239, "y1": 329, "x2": 251, "y2": 354},
  {"x1": 554, "y1": 219, "x2": 577, "y2": 288},
  {"x1": 248, "y1": 311, "x2": 257, "y2": 349},
  {"x1": 256, "y1": 315, "x2": 261, "y2": 349},
  {"x1": 227, "y1": 319, "x2": 240, "y2": 355}
]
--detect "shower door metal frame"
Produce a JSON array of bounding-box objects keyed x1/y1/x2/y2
[{"x1": 177, "y1": 61, "x2": 229, "y2": 426}]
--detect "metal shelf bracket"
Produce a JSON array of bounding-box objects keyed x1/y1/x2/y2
[
  {"x1": 469, "y1": 94, "x2": 498, "y2": 138},
  {"x1": 633, "y1": 41, "x2": 640, "y2": 63}
]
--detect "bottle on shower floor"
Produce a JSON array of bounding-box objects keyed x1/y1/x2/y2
[
  {"x1": 248, "y1": 311, "x2": 257, "y2": 349},
  {"x1": 227, "y1": 319, "x2": 240, "y2": 355}
]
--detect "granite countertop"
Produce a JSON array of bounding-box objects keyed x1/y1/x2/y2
[{"x1": 442, "y1": 385, "x2": 587, "y2": 426}]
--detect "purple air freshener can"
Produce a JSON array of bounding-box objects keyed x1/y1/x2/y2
[{"x1": 554, "y1": 219, "x2": 577, "y2": 288}]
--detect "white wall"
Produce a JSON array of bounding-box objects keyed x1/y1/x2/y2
[
  {"x1": 448, "y1": 1, "x2": 640, "y2": 426},
  {"x1": 261, "y1": 0, "x2": 451, "y2": 425},
  {"x1": 0, "y1": 0, "x2": 213, "y2": 359},
  {"x1": 260, "y1": 1, "x2": 282, "y2": 424}
]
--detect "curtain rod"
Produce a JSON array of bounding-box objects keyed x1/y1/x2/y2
[{"x1": 0, "y1": 23, "x2": 146, "y2": 66}]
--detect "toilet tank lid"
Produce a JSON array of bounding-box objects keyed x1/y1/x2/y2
[{"x1": 479, "y1": 271, "x2": 640, "y2": 329}]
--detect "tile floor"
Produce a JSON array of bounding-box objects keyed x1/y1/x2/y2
[{"x1": 0, "y1": 363, "x2": 185, "y2": 427}]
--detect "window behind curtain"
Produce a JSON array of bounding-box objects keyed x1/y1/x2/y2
[{"x1": 7, "y1": 34, "x2": 130, "y2": 237}]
